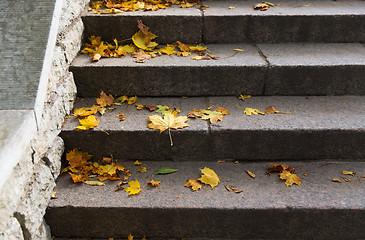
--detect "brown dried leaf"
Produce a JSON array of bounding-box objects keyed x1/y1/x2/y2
[
  {"x1": 148, "y1": 179, "x2": 161, "y2": 187},
  {"x1": 137, "y1": 20, "x2": 150, "y2": 36},
  {"x1": 131, "y1": 49, "x2": 152, "y2": 63},
  {"x1": 97, "y1": 91, "x2": 114, "y2": 107},
  {"x1": 184, "y1": 179, "x2": 202, "y2": 191}
]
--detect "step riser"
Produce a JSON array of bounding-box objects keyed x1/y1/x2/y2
[
  {"x1": 70, "y1": 65, "x2": 266, "y2": 97},
  {"x1": 205, "y1": 15, "x2": 365, "y2": 43},
  {"x1": 60, "y1": 130, "x2": 365, "y2": 160},
  {"x1": 46, "y1": 207, "x2": 365, "y2": 239},
  {"x1": 83, "y1": 15, "x2": 365, "y2": 44},
  {"x1": 71, "y1": 64, "x2": 365, "y2": 97}
]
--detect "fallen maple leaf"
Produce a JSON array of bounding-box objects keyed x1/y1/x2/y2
[
  {"x1": 125, "y1": 180, "x2": 142, "y2": 195},
  {"x1": 148, "y1": 112, "x2": 190, "y2": 146},
  {"x1": 66, "y1": 148, "x2": 92, "y2": 169},
  {"x1": 184, "y1": 179, "x2": 202, "y2": 191},
  {"x1": 265, "y1": 106, "x2": 293, "y2": 114},
  {"x1": 131, "y1": 49, "x2": 152, "y2": 63},
  {"x1": 136, "y1": 104, "x2": 144, "y2": 110},
  {"x1": 148, "y1": 179, "x2": 160, "y2": 187},
  {"x1": 69, "y1": 173, "x2": 89, "y2": 183},
  {"x1": 244, "y1": 108, "x2": 265, "y2": 116},
  {"x1": 266, "y1": 163, "x2": 294, "y2": 173},
  {"x1": 137, "y1": 20, "x2": 150, "y2": 35},
  {"x1": 156, "y1": 105, "x2": 170, "y2": 115},
  {"x1": 76, "y1": 115, "x2": 100, "y2": 130},
  {"x1": 201, "y1": 110, "x2": 223, "y2": 123},
  {"x1": 96, "y1": 91, "x2": 114, "y2": 107},
  {"x1": 199, "y1": 167, "x2": 220, "y2": 188},
  {"x1": 253, "y1": 3, "x2": 270, "y2": 10},
  {"x1": 73, "y1": 105, "x2": 100, "y2": 117},
  {"x1": 279, "y1": 170, "x2": 301, "y2": 186}
]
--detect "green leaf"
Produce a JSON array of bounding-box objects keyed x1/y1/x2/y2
[
  {"x1": 156, "y1": 105, "x2": 170, "y2": 115},
  {"x1": 263, "y1": 2, "x2": 276, "y2": 6},
  {"x1": 155, "y1": 167, "x2": 178, "y2": 175}
]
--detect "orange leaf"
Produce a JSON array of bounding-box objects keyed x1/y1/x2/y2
[{"x1": 97, "y1": 91, "x2": 114, "y2": 107}]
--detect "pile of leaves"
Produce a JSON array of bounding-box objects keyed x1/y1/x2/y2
[
  {"x1": 73, "y1": 91, "x2": 136, "y2": 130},
  {"x1": 81, "y1": 21, "x2": 216, "y2": 63},
  {"x1": 62, "y1": 148, "x2": 130, "y2": 185},
  {"x1": 89, "y1": 0, "x2": 200, "y2": 13}
]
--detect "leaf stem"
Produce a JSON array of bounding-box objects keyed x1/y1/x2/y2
[{"x1": 168, "y1": 127, "x2": 173, "y2": 146}]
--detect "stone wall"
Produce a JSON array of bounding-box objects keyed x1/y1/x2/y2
[{"x1": 0, "y1": 0, "x2": 89, "y2": 239}]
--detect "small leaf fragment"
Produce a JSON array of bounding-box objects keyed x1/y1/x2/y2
[
  {"x1": 156, "y1": 105, "x2": 170, "y2": 115},
  {"x1": 237, "y1": 94, "x2": 251, "y2": 101},
  {"x1": 134, "y1": 160, "x2": 142, "y2": 166},
  {"x1": 137, "y1": 166, "x2": 147, "y2": 173},
  {"x1": 128, "y1": 234, "x2": 133, "y2": 240},
  {"x1": 117, "y1": 113, "x2": 126, "y2": 121},
  {"x1": 246, "y1": 170, "x2": 256, "y2": 179},
  {"x1": 233, "y1": 49, "x2": 245, "y2": 52},
  {"x1": 124, "y1": 180, "x2": 141, "y2": 195},
  {"x1": 342, "y1": 177, "x2": 352, "y2": 182},
  {"x1": 51, "y1": 191, "x2": 57, "y2": 199},
  {"x1": 332, "y1": 178, "x2": 342, "y2": 183},
  {"x1": 228, "y1": 6, "x2": 235, "y2": 9},
  {"x1": 342, "y1": 170, "x2": 356, "y2": 176},
  {"x1": 155, "y1": 167, "x2": 178, "y2": 175},
  {"x1": 148, "y1": 179, "x2": 161, "y2": 187},
  {"x1": 136, "y1": 104, "x2": 144, "y2": 110},
  {"x1": 84, "y1": 181, "x2": 106, "y2": 186},
  {"x1": 184, "y1": 179, "x2": 202, "y2": 191}
]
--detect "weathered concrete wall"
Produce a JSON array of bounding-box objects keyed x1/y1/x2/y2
[{"x1": 0, "y1": 0, "x2": 89, "y2": 239}]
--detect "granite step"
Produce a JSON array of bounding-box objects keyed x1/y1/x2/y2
[
  {"x1": 45, "y1": 160, "x2": 365, "y2": 239},
  {"x1": 70, "y1": 43, "x2": 365, "y2": 97},
  {"x1": 83, "y1": 0, "x2": 365, "y2": 44},
  {"x1": 60, "y1": 96, "x2": 365, "y2": 161}
]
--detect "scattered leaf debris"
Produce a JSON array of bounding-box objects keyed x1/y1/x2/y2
[
  {"x1": 246, "y1": 170, "x2": 256, "y2": 179},
  {"x1": 342, "y1": 170, "x2": 356, "y2": 176},
  {"x1": 332, "y1": 178, "x2": 342, "y2": 183}
]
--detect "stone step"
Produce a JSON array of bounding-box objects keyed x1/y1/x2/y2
[
  {"x1": 45, "y1": 160, "x2": 365, "y2": 239},
  {"x1": 71, "y1": 43, "x2": 365, "y2": 97},
  {"x1": 60, "y1": 96, "x2": 365, "y2": 161},
  {"x1": 82, "y1": 0, "x2": 365, "y2": 44}
]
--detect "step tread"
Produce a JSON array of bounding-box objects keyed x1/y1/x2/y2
[
  {"x1": 46, "y1": 160, "x2": 365, "y2": 238},
  {"x1": 71, "y1": 43, "x2": 365, "y2": 97},
  {"x1": 204, "y1": 0, "x2": 365, "y2": 16},
  {"x1": 49, "y1": 160, "x2": 365, "y2": 208},
  {"x1": 63, "y1": 96, "x2": 365, "y2": 131},
  {"x1": 60, "y1": 96, "x2": 365, "y2": 160}
]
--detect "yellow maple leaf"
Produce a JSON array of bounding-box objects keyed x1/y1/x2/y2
[
  {"x1": 127, "y1": 96, "x2": 137, "y2": 104},
  {"x1": 279, "y1": 170, "x2": 301, "y2": 186},
  {"x1": 76, "y1": 115, "x2": 99, "y2": 130},
  {"x1": 73, "y1": 105, "x2": 100, "y2": 117},
  {"x1": 159, "y1": 45, "x2": 176, "y2": 55},
  {"x1": 69, "y1": 173, "x2": 89, "y2": 183},
  {"x1": 184, "y1": 179, "x2": 202, "y2": 191},
  {"x1": 199, "y1": 167, "x2": 220, "y2": 188},
  {"x1": 189, "y1": 45, "x2": 207, "y2": 52},
  {"x1": 96, "y1": 91, "x2": 114, "y2": 107},
  {"x1": 66, "y1": 148, "x2": 92, "y2": 169},
  {"x1": 148, "y1": 112, "x2": 190, "y2": 146},
  {"x1": 125, "y1": 180, "x2": 141, "y2": 195},
  {"x1": 148, "y1": 179, "x2": 161, "y2": 187},
  {"x1": 201, "y1": 110, "x2": 223, "y2": 123},
  {"x1": 244, "y1": 108, "x2": 265, "y2": 116}
]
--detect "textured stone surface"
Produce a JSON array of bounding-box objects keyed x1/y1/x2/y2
[
  {"x1": 58, "y1": 0, "x2": 89, "y2": 33},
  {"x1": 204, "y1": 0, "x2": 365, "y2": 43},
  {"x1": 71, "y1": 44, "x2": 266, "y2": 97},
  {"x1": 0, "y1": 217, "x2": 24, "y2": 239},
  {"x1": 0, "y1": 0, "x2": 56, "y2": 109},
  {"x1": 258, "y1": 43, "x2": 365, "y2": 95},
  {"x1": 61, "y1": 96, "x2": 365, "y2": 160},
  {"x1": 83, "y1": 5, "x2": 202, "y2": 44},
  {"x1": 46, "y1": 160, "x2": 365, "y2": 239}
]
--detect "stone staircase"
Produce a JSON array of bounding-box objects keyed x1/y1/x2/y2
[{"x1": 45, "y1": 0, "x2": 365, "y2": 239}]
